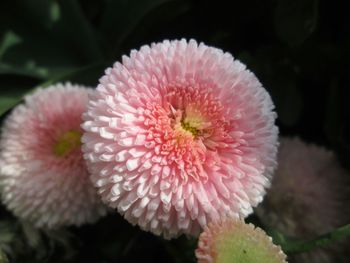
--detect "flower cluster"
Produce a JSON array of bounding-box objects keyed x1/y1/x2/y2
[{"x1": 0, "y1": 39, "x2": 285, "y2": 261}]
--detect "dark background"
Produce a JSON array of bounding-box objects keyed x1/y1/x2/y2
[{"x1": 0, "y1": 0, "x2": 349, "y2": 262}]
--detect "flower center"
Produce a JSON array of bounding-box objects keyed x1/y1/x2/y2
[
  {"x1": 180, "y1": 120, "x2": 200, "y2": 136},
  {"x1": 53, "y1": 130, "x2": 82, "y2": 157},
  {"x1": 140, "y1": 86, "x2": 235, "y2": 183},
  {"x1": 172, "y1": 105, "x2": 209, "y2": 138}
]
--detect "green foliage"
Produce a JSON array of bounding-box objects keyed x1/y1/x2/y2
[
  {"x1": 0, "y1": 249, "x2": 9, "y2": 263},
  {"x1": 267, "y1": 223, "x2": 350, "y2": 255}
]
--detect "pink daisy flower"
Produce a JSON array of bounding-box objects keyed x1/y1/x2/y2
[
  {"x1": 82, "y1": 39, "x2": 279, "y2": 238},
  {"x1": 0, "y1": 83, "x2": 106, "y2": 228},
  {"x1": 256, "y1": 137, "x2": 350, "y2": 263},
  {"x1": 195, "y1": 218, "x2": 287, "y2": 263}
]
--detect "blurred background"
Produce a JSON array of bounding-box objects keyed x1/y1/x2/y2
[{"x1": 0, "y1": 0, "x2": 349, "y2": 262}]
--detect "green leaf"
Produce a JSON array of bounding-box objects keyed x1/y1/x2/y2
[
  {"x1": 0, "y1": 96, "x2": 19, "y2": 116},
  {"x1": 36, "y1": 62, "x2": 107, "y2": 88},
  {"x1": 57, "y1": 0, "x2": 103, "y2": 61},
  {"x1": 0, "y1": 249, "x2": 9, "y2": 263},
  {"x1": 274, "y1": 0, "x2": 319, "y2": 46},
  {"x1": 0, "y1": 76, "x2": 39, "y2": 116},
  {"x1": 268, "y1": 223, "x2": 350, "y2": 254},
  {"x1": 50, "y1": 1, "x2": 61, "y2": 22},
  {"x1": 20, "y1": 222, "x2": 42, "y2": 249},
  {"x1": 0, "y1": 31, "x2": 22, "y2": 59},
  {"x1": 0, "y1": 0, "x2": 102, "y2": 80},
  {"x1": 0, "y1": 220, "x2": 17, "y2": 259},
  {"x1": 99, "y1": 0, "x2": 179, "y2": 57},
  {"x1": 0, "y1": 221, "x2": 16, "y2": 245},
  {"x1": 0, "y1": 62, "x2": 50, "y2": 79},
  {"x1": 119, "y1": 0, "x2": 191, "y2": 50},
  {"x1": 0, "y1": 62, "x2": 105, "y2": 118}
]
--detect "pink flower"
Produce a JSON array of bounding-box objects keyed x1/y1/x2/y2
[
  {"x1": 195, "y1": 218, "x2": 287, "y2": 263},
  {"x1": 0, "y1": 83, "x2": 106, "y2": 228},
  {"x1": 256, "y1": 137, "x2": 350, "y2": 263},
  {"x1": 82, "y1": 39, "x2": 279, "y2": 238}
]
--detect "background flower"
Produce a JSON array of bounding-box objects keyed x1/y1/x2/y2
[
  {"x1": 82, "y1": 39, "x2": 278, "y2": 238},
  {"x1": 256, "y1": 137, "x2": 350, "y2": 262},
  {"x1": 195, "y1": 218, "x2": 287, "y2": 263},
  {"x1": 0, "y1": 83, "x2": 106, "y2": 228}
]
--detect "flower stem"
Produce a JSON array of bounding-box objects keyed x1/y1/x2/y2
[{"x1": 282, "y1": 223, "x2": 350, "y2": 254}]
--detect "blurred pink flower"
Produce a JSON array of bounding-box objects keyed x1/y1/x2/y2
[
  {"x1": 195, "y1": 218, "x2": 287, "y2": 263},
  {"x1": 256, "y1": 137, "x2": 350, "y2": 263},
  {"x1": 82, "y1": 39, "x2": 278, "y2": 238},
  {"x1": 0, "y1": 83, "x2": 106, "y2": 228}
]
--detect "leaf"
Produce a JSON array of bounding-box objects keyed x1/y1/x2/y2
[
  {"x1": 0, "y1": 221, "x2": 16, "y2": 245},
  {"x1": 0, "y1": 249, "x2": 9, "y2": 263},
  {"x1": 0, "y1": 62, "x2": 105, "y2": 118},
  {"x1": 274, "y1": 0, "x2": 319, "y2": 46},
  {"x1": 0, "y1": 60, "x2": 51, "y2": 79},
  {"x1": 36, "y1": 62, "x2": 107, "y2": 88},
  {"x1": 0, "y1": 75, "x2": 39, "y2": 116},
  {"x1": 44, "y1": 229, "x2": 77, "y2": 261},
  {"x1": 268, "y1": 223, "x2": 350, "y2": 254},
  {"x1": 20, "y1": 222, "x2": 42, "y2": 249},
  {"x1": 0, "y1": 31, "x2": 22, "y2": 59},
  {"x1": 57, "y1": 0, "x2": 103, "y2": 61},
  {"x1": 0, "y1": 220, "x2": 17, "y2": 258},
  {"x1": 119, "y1": 0, "x2": 191, "y2": 52},
  {"x1": 99, "y1": 0, "x2": 179, "y2": 57},
  {"x1": 0, "y1": 0, "x2": 102, "y2": 80},
  {"x1": 0, "y1": 96, "x2": 19, "y2": 116}
]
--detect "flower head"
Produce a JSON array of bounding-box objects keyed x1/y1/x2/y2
[
  {"x1": 256, "y1": 137, "x2": 350, "y2": 262},
  {"x1": 195, "y1": 218, "x2": 287, "y2": 263},
  {"x1": 0, "y1": 83, "x2": 106, "y2": 228},
  {"x1": 82, "y1": 39, "x2": 278, "y2": 238}
]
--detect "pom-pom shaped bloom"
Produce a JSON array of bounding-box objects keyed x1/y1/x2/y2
[
  {"x1": 82, "y1": 39, "x2": 278, "y2": 238},
  {"x1": 256, "y1": 137, "x2": 350, "y2": 263},
  {"x1": 195, "y1": 218, "x2": 287, "y2": 263},
  {"x1": 0, "y1": 83, "x2": 106, "y2": 228}
]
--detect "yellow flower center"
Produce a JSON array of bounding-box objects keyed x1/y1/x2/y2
[
  {"x1": 180, "y1": 120, "x2": 200, "y2": 136},
  {"x1": 53, "y1": 130, "x2": 82, "y2": 157},
  {"x1": 174, "y1": 104, "x2": 210, "y2": 137}
]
